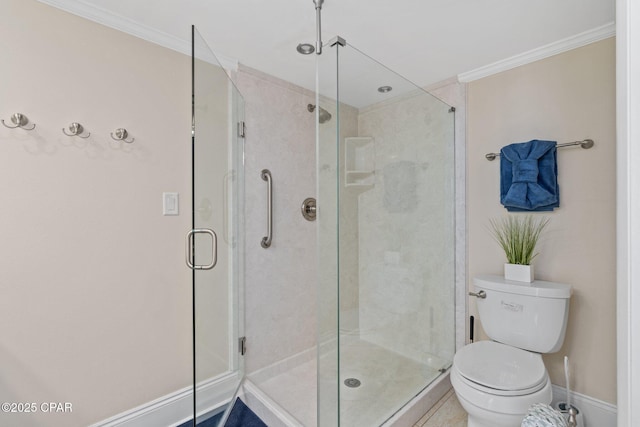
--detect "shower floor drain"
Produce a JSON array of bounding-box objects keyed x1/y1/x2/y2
[{"x1": 344, "y1": 378, "x2": 361, "y2": 388}]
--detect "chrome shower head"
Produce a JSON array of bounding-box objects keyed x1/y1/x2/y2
[{"x1": 307, "y1": 104, "x2": 332, "y2": 124}]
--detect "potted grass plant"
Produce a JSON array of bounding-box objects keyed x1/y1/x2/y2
[{"x1": 489, "y1": 215, "x2": 550, "y2": 282}]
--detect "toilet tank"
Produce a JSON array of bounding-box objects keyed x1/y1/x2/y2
[{"x1": 473, "y1": 275, "x2": 572, "y2": 353}]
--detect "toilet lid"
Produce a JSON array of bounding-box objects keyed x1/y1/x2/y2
[{"x1": 454, "y1": 341, "x2": 547, "y2": 392}]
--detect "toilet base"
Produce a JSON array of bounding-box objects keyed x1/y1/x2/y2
[{"x1": 457, "y1": 393, "x2": 530, "y2": 427}]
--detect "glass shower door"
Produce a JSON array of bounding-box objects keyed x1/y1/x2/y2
[{"x1": 190, "y1": 26, "x2": 245, "y2": 425}]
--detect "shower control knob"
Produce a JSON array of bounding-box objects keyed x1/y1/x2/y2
[{"x1": 301, "y1": 198, "x2": 316, "y2": 221}]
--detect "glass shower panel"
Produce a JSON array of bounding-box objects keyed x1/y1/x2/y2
[
  {"x1": 192, "y1": 26, "x2": 245, "y2": 424},
  {"x1": 317, "y1": 40, "x2": 456, "y2": 426}
]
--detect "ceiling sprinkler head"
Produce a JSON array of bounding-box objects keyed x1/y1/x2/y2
[
  {"x1": 378, "y1": 86, "x2": 393, "y2": 93},
  {"x1": 297, "y1": 43, "x2": 315, "y2": 55}
]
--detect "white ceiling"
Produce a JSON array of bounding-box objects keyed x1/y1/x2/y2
[{"x1": 40, "y1": 0, "x2": 615, "y2": 100}]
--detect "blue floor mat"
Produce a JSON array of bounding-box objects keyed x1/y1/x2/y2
[
  {"x1": 177, "y1": 398, "x2": 266, "y2": 427},
  {"x1": 177, "y1": 411, "x2": 222, "y2": 427},
  {"x1": 224, "y1": 398, "x2": 267, "y2": 427}
]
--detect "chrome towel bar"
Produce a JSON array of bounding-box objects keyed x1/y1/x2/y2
[{"x1": 485, "y1": 139, "x2": 594, "y2": 161}]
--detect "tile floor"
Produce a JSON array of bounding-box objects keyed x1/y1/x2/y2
[{"x1": 414, "y1": 389, "x2": 467, "y2": 427}]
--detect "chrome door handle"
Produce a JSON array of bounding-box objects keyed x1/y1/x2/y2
[
  {"x1": 261, "y1": 169, "x2": 272, "y2": 248},
  {"x1": 186, "y1": 228, "x2": 218, "y2": 270},
  {"x1": 468, "y1": 290, "x2": 486, "y2": 299}
]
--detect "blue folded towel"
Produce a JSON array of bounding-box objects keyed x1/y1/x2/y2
[{"x1": 500, "y1": 140, "x2": 559, "y2": 211}]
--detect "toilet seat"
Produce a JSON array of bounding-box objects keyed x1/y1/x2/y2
[{"x1": 453, "y1": 341, "x2": 548, "y2": 396}]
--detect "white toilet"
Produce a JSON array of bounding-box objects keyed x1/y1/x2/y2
[{"x1": 451, "y1": 275, "x2": 572, "y2": 427}]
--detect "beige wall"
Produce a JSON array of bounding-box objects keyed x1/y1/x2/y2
[
  {"x1": 0, "y1": 1, "x2": 192, "y2": 426},
  {"x1": 467, "y1": 38, "x2": 616, "y2": 403}
]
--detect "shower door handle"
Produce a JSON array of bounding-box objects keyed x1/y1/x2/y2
[
  {"x1": 261, "y1": 169, "x2": 273, "y2": 248},
  {"x1": 186, "y1": 228, "x2": 218, "y2": 270}
]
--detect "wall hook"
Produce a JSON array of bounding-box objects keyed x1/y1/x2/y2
[
  {"x1": 2, "y1": 113, "x2": 36, "y2": 130},
  {"x1": 110, "y1": 128, "x2": 134, "y2": 143},
  {"x1": 62, "y1": 122, "x2": 90, "y2": 138}
]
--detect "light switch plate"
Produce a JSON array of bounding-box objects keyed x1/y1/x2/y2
[{"x1": 163, "y1": 192, "x2": 179, "y2": 216}]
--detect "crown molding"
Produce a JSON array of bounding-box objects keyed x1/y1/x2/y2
[
  {"x1": 36, "y1": 0, "x2": 238, "y2": 71},
  {"x1": 458, "y1": 22, "x2": 615, "y2": 82}
]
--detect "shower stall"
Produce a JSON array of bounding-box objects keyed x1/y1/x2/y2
[{"x1": 190, "y1": 26, "x2": 457, "y2": 426}]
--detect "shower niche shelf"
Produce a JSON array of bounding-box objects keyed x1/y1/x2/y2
[{"x1": 345, "y1": 136, "x2": 375, "y2": 187}]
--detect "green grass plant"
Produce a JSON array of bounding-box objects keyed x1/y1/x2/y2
[{"x1": 489, "y1": 215, "x2": 550, "y2": 265}]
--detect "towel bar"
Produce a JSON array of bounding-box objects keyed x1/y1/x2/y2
[{"x1": 485, "y1": 139, "x2": 594, "y2": 161}]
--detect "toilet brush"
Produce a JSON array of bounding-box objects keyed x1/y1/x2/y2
[
  {"x1": 562, "y1": 356, "x2": 583, "y2": 427},
  {"x1": 564, "y1": 357, "x2": 576, "y2": 427}
]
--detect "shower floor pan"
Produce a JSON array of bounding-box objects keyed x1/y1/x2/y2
[{"x1": 251, "y1": 336, "x2": 446, "y2": 426}]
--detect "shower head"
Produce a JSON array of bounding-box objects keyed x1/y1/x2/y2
[{"x1": 307, "y1": 104, "x2": 332, "y2": 124}]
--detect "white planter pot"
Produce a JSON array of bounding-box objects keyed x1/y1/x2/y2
[{"x1": 504, "y1": 263, "x2": 534, "y2": 283}]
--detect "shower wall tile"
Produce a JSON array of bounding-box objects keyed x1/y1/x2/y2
[
  {"x1": 356, "y1": 90, "x2": 457, "y2": 364},
  {"x1": 236, "y1": 66, "x2": 318, "y2": 374}
]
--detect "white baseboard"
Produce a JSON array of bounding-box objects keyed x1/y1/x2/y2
[
  {"x1": 551, "y1": 384, "x2": 617, "y2": 427},
  {"x1": 89, "y1": 372, "x2": 239, "y2": 427}
]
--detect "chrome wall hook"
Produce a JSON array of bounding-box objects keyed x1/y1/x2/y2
[
  {"x1": 110, "y1": 128, "x2": 134, "y2": 143},
  {"x1": 2, "y1": 113, "x2": 36, "y2": 130},
  {"x1": 62, "y1": 122, "x2": 90, "y2": 138}
]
